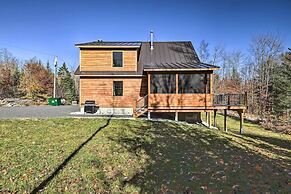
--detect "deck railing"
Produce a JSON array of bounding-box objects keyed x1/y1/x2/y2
[{"x1": 214, "y1": 93, "x2": 247, "y2": 106}]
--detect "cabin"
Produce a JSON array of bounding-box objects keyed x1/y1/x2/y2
[{"x1": 74, "y1": 34, "x2": 247, "y2": 133}]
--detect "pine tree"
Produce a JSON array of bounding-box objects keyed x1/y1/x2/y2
[
  {"x1": 270, "y1": 50, "x2": 291, "y2": 116},
  {"x1": 46, "y1": 60, "x2": 52, "y2": 73},
  {"x1": 58, "y1": 63, "x2": 76, "y2": 103}
]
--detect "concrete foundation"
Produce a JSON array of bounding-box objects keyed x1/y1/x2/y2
[{"x1": 80, "y1": 107, "x2": 133, "y2": 116}]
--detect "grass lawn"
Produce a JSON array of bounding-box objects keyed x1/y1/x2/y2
[{"x1": 0, "y1": 116, "x2": 290, "y2": 193}]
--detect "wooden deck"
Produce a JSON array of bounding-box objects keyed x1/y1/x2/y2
[{"x1": 134, "y1": 93, "x2": 247, "y2": 134}]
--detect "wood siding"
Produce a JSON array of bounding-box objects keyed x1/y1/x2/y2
[
  {"x1": 80, "y1": 77, "x2": 147, "y2": 107},
  {"x1": 80, "y1": 49, "x2": 137, "y2": 71},
  {"x1": 148, "y1": 94, "x2": 213, "y2": 109}
]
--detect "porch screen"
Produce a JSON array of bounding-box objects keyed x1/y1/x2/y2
[
  {"x1": 178, "y1": 74, "x2": 210, "y2": 94},
  {"x1": 151, "y1": 74, "x2": 176, "y2": 94}
]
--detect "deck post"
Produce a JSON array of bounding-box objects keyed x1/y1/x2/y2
[
  {"x1": 224, "y1": 109, "x2": 227, "y2": 132},
  {"x1": 175, "y1": 112, "x2": 178, "y2": 122},
  {"x1": 205, "y1": 112, "x2": 209, "y2": 126},
  {"x1": 239, "y1": 110, "x2": 244, "y2": 134},
  {"x1": 213, "y1": 109, "x2": 217, "y2": 128},
  {"x1": 147, "y1": 111, "x2": 151, "y2": 120},
  {"x1": 208, "y1": 112, "x2": 211, "y2": 127}
]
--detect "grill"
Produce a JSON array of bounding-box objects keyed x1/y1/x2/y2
[{"x1": 84, "y1": 100, "x2": 98, "y2": 114}]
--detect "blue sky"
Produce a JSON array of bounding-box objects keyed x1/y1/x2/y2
[{"x1": 0, "y1": 0, "x2": 290, "y2": 70}]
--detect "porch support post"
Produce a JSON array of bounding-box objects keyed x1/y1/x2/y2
[
  {"x1": 208, "y1": 112, "x2": 211, "y2": 127},
  {"x1": 147, "y1": 111, "x2": 151, "y2": 120},
  {"x1": 175, "y1": 112, "x2": 178, "y2": 122},
  {"x1": 238, "y1": 110, "x2": 244, "y2": 134},
  {"x1": 224, "y1": 109, "x2": 227, "y2": 132},
  {"x1": 213, "y1": 109, "x2": 217, "y2": 128},
  {"x1": 205, "y1": 112, "x2": 209, "y2": 126},
  {"x1": 147, "y1": 73, "x2": 151, "y2": 107}
]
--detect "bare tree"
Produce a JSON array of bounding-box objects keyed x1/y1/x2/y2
[
  {"x1": 0, "y1": 49, "x2": 20, "y2": 98},
  {"x1": 198, "y1": 40, "x2": 210, "y2": 63},
  {"x1": 249, "y1": 33, "x2": 284, "y2": 117}
]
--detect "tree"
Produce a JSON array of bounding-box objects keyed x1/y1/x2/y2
[
  {"x1": 58, "y1": 62, "x2": 76, "y2": 103},
  {"x1": 215, "y1": 50, "x2": 245, "y2": 94},
  {"x1": 46, "y1": 60, "x2": 52, "y2": 73},
  {"x1": 19, "y1": 58, "x2": 53, "y2": 99},
  {"x1": 249, "y1": 33, "x2": 284, "y2": 117},
  {"x1": 198, "y1": 40, "x2": 210, "y2": 63},
  {"x1": 0, "y1": 49, "x2": 20, "y2": 98},
  {"x1": 270, "y1": 50, "x2": 291, "y2": 116}
]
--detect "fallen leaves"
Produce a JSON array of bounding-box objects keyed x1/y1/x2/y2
[{"x1": 255, "y1": 164, "x2": 262, "y2": 172}]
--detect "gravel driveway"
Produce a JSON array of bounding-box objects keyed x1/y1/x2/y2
[{"x1": 0, "y1": 105, "x2": 79, "y2": 119}]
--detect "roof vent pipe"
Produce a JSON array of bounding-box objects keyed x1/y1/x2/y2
[{"x1": 150, "y1": 30, "x2": 154, "y2": 51}]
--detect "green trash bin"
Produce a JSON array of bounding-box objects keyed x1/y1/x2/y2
[{"x1": 48, "y1": 98, "x2": 62, "y2": 106}]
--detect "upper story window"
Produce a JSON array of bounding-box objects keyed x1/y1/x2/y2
[
  {"x1": 113, "y1": 81, "x2": 123, "y2": 96},
  {"x1": 113, "y1": 51, "x2": 123, "y2": 67}
]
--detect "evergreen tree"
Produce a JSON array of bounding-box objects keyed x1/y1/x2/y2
[
  {"x1": 270, "y1": 50, "x2": 291, "y2": 116},
  {"x1": 46, "y1": 60, "x2": 52, "y2": 73},
  {"x1": 58, "y1": 62, "x2": 76, "y2": 103}
]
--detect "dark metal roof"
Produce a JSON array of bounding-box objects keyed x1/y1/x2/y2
[
  {"x1": 139, "y1": 42, "x2": 219, "y2": 69},
  {"x1": 75, "y1": 41, "x2": 141, "y2": 47}
]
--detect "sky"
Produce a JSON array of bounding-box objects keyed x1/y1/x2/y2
[{"x1": 0, "y1": 0, "x2": 290, "y2": 70}]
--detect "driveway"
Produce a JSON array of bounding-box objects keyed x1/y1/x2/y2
[{"x1": 0, "y1": 105, "x2": 79, "y2": 119}]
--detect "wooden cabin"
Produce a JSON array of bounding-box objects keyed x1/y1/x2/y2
[{"x1": 75, "y1": 38, "x2": 246, "y2": 132}]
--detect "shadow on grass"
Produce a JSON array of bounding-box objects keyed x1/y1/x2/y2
[
  {"x1": 110, "y1": 120, "x2": 290, "y2": 193},
  {"x1": 243, "y1": 133, "x2": 291, "y2": 150},
  {"x1": 31, "y1": 117, "x2": 112, "y2": 194}
]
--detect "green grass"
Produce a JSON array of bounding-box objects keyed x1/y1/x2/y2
[{"x1": 0, "y1": 117, "x2": 290, "y2": 193}]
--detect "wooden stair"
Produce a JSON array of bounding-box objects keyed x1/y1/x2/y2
[
  {"x1": 133, "y1": 95, "x2": 148, "y2": 118},
  {"x1": 134, "y1": 107, "x2": 148, "y2": 118}
]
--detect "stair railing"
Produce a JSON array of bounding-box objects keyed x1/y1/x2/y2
[{"x1": 133, "y1": 95, "x2": 148, "y2": 114}]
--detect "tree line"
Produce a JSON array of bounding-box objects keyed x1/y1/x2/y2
[
  {"x1": 198, "y1": 33, "x2": 291, "y2": 121},
  {"x1": 0, "y1": 49, "x2": 77, "y2": 103}
]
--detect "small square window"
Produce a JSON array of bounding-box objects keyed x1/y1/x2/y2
[
  {"x1": 113, "y1": 81, "x2": 123, "y2": 96},
  {"x1": 113, "y1": 52, "x2": 123, "y2": 67}
]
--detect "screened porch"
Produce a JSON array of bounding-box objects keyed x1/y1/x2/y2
[{"x1": 147, "y1": 72, "x2": 214, "y2": 111}]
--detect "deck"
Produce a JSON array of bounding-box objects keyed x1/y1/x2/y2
[{"x1": 134, "y1": 93, "x2": 247, "y2": 134}]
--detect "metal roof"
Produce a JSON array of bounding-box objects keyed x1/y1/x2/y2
[
  {"x1": 75, "y1": 41, "x2": 142, "y2": 47},
  {"x1": 139, "y1": 42, "x2": 219, "y2": 70}
]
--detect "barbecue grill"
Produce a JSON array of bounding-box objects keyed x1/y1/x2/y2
[{"x1": 84, "y1": 100, "x2": 98, "y2": 114}]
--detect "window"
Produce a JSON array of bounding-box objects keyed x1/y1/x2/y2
[
  {"x1": 151, "y1": 74, "x2": 176, "y2": 94},
  {"x1": 178, "y1": 74, "x2": 210, "y2": 94},
  {"x1": 113, "y1": 81, "x2": 123, "y2": 96},
  {"x1": 113, "y1": 52, "x2": 123, "y2": 67}
]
